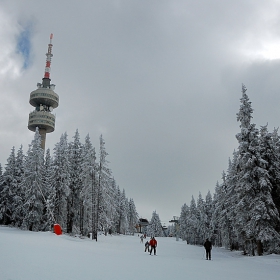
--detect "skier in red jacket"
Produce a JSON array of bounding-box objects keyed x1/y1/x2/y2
[{"x1": 149, "y1": 237, "x2": 157, "y2": 255}]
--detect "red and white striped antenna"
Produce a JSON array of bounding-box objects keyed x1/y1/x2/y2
[{"x1": 44, "y1": 33, "x2": 53, "y2": 79}]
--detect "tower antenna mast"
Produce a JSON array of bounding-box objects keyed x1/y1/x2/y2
[{"x1": 44, "y1": 33, "x2": 53, "y2": 79}]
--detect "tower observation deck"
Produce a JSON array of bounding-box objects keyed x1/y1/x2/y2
[{"x1": 28, "y1": 34, "x2": 59, "y2": 150}]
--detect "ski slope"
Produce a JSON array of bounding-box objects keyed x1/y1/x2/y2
[{"x1": 0, "y1": 226, "x2": 279, "y2": 280}]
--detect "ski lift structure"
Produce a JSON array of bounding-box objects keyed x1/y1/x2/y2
[
  {"x1": 169, "y1": 216, "x2": 179, "y2": 241},
  {"x1": 136, "y1": 218, "x2": 149, "y2": 233},
  {"x1": 162, "y1": 224, "x2": 168, "y2": 237}
]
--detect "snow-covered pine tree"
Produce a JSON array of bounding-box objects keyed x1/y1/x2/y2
[
  {"x1": 179, "y1": 203, "x2": 189, "y2": 241},
  {"x1": 0, "y1": 147, "x2": 16, "y2": 225},
  {"x1": 128, "y1": 198, "x2": 138, "y2": 235},
  {"x1": 270, "y1": 128, "x2": 280, "y2": 233},
  {"x1": 147, "y1": 211, "x2": 164, "y2": 237},
  {"x1": 234, "y1": 85, "x2": 280, "y2": 255},
  {"x1": 107, "y1": 178, "x2": 118, "y2": 234},
  {"x1": 124, "y1": 196, "x2": 130, "y2": 234},
  {"x1": 211, "y1": 181, "x2": 223, "y2": 247},
  {"x1": 197, "y1": 192, "x2": 208, "y2": 245},
  {"x1": 21, "y1": 128, "x2": 45, "y2": 231},
  {"x1": 187, "y1": 196, "x2": 199, "y2": 244},
  {"x1": 12, "y1": 145, "x2": 25, "y2": 227},
  {"x1": 224, "y1": 150, "x2": 240, "y2": 249},
  {"x1": 115, "y1": 185, "x2": 122, "y2": 234},
  {"x1": 257, "y1": 125, "x2": 280, "y2": 253},
  {"x1": 217, "y1": 171, "x2": 233, "y2": 249},
  {"x1": 119, "y1": 189, "x2": 129, "y2": 234},
  {"x1": 80, "y1": 134, "x2": 97, "y2": 238},
  {"x1": 53, "y1": 132, "x2": 70, "y2": 230},
  {"x1": 97, "y1": 135, "x2": 114, "y2": 237},
  {"x1": 42, "y1": 148, "x2": 56, "y2": 231},
  {"x1": 107, "y1": 177, "x2": 118, "y2": 234},
  {"x1": 102, "y1": 177, "x2": 118, "y2": 234},
  {"x1": 205, "y1": 190, "x2": 213, "y2": 239},
  {"x1": 67, "y1": 129, "x2": 83, "y2": 234}
]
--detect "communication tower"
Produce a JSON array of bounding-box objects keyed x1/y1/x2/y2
[{"x1": 28, "y1": 34, "x2": 59, "y2": 150}]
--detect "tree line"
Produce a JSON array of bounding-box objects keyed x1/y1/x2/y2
[
  {"x1": 179, "y1": 85, "x2": 280, "y2": 255},
  {"x1": 0, "y1": 130, "x2": 139, "y2": 240}
]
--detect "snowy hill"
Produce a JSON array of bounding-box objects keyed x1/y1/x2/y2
[{"x1": 0, "y1": 226, "x2": 279, "y2": 280}]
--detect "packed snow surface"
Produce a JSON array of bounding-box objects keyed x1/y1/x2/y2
[{"x1": 0, "y1": 226, "x2": 279, "y2": 280}]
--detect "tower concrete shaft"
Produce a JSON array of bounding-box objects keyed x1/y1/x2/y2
[{"x1": 28, "y1": 34, "x2": 59, "y2": 150}]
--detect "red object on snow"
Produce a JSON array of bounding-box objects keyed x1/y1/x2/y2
[{"x1": 53, "y1": 224, "x2": 62, "y2": 235}]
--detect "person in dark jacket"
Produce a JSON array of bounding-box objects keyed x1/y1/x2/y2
[
  {"x1": 145, "y1": 241, "x2": 150, "y2": 252},
  {"x1": 204, "y1": 238, "x2": 212, "y2": 260},
  {"x1": 149, "y1": 237, "x2": 157, "y2": 255}
]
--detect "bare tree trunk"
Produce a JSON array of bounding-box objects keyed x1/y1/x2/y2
[
  {"x1": 80, "y1": 201, "x2": 84, "y2": 235},
  {"x1": 242, "y1": 240, "x2": 247, "y2": 255},
  {"x1": 257, "y1": 240, "x2": 263, "y2": 256},
  {"x1": 66, "y1": 197, "x2": 73, "y2": 233},
  {"x1": 251, "y1": 239, "x2": 255, "y2": 256}
]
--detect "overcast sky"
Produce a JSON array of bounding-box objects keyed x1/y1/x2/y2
[{"x1": 1, "y1": 0, "x2": 280, "y2": 225}]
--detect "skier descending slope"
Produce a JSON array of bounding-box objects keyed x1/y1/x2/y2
[
  {"x1": 145, "y1": 241, "x2": 150, "y2": 252},
  {"x1": 149, "y1": 237, "x2": 157, "y2": 255}
]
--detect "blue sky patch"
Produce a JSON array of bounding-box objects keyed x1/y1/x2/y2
[{"x1": 16, "y1": 25, "x2": 32, "y2": 69}]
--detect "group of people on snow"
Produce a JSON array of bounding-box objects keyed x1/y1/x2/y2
[
  {"x1": 140, "y1": 234, "x2": 157, "y2": 255},
  {"x1": 143, "y1": 237, "x2": 157, "y2": 255},
  {"x1": 140, "y1": 234, "x2": 212, "y2": 259}
]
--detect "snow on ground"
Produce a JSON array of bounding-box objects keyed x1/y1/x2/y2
[{"x1": 0, "y1": 226, "x2": 279, "y2": 280}]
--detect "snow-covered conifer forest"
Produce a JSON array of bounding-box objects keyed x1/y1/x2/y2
[
  {"x1": 0, "y1": 130, "x2": 139, "y2": 239},
  {"x1": 179, "y1": 85, "x2": 280, "y2": 255}
]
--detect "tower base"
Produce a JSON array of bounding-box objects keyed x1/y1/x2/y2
[{"x1": 39, "y1": 128, "x2": 46, "y2": 150}]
